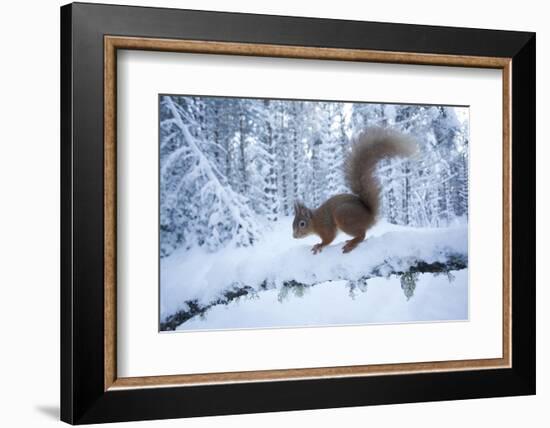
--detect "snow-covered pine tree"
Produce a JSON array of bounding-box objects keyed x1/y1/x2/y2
[
  {"x1": 242, "y1": 99, "x2": 278, "y2": 221},
  {"x1": 160, "y1": 95, "x2": 261, "y2": 255},
  {"x1": 311, "y1": 102, "x2": 347, "y2": 203}
]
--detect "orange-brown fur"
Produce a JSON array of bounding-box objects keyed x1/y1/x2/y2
[{"x1": 292, "y1": 128, "x2": 416, "y2": 254}]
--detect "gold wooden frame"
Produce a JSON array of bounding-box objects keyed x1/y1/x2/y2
[{"x1": 104, "y1": 35, "x2": 512, "y2": 391}]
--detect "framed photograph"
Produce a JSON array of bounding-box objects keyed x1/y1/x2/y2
[{"x1": 61, "y1": 2, "x2": 535, "y2": 424}]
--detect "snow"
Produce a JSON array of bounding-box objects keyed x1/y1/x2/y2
[
  {"x1": 177, "y1": 271, "x2": 468, "y2": 331},
  {"x1": 160, "y1": 217, "x2": 468, "y2": 325}
]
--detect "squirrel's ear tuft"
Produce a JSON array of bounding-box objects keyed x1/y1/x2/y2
[
  {"x1": 294, "y1": 200, "x2": 307, "y2": 215},
  {"x1": 294, "y1": 200, "x2": 312, "y2": 219}
]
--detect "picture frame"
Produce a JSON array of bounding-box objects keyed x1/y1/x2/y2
[{"x1": 60, "y1": 2, "x2": 535, "y2": 424}]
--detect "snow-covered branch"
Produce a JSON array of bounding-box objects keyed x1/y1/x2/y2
[
  {"x1": 160, "y1": 222, "x2": 468, "y2": 330},
  {"x1": 160, "y1": 250, "x2": 466, "y2": 331}
]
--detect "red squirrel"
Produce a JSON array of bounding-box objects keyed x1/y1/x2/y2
[{"x1": 292, "y1": 128, "x2": 416, "y2": 254}]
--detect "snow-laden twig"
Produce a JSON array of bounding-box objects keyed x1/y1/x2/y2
[{"x1": 160, "y1": 131, "x2": 179, "y2": 150}]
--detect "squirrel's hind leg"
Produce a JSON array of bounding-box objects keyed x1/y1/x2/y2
[{"x1": 342, "y1": 233, "x2": 365, "y2": 253}]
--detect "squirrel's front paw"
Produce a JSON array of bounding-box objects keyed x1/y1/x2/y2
[{"x1": 311, "y1": 243, "x2": 324, "y2": 255}]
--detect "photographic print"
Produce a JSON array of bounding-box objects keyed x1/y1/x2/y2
[{"x1": 159, "y1": 94, "x2": 469, "y2": 332}]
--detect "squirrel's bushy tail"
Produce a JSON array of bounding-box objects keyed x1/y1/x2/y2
[{"x1": 344, "y1": 127, "x2": 416, "y2": 218}]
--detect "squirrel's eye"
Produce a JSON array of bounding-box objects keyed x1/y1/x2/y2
[{"x1": 299, "y1": 220, "x2": 306, "y2": 228}]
